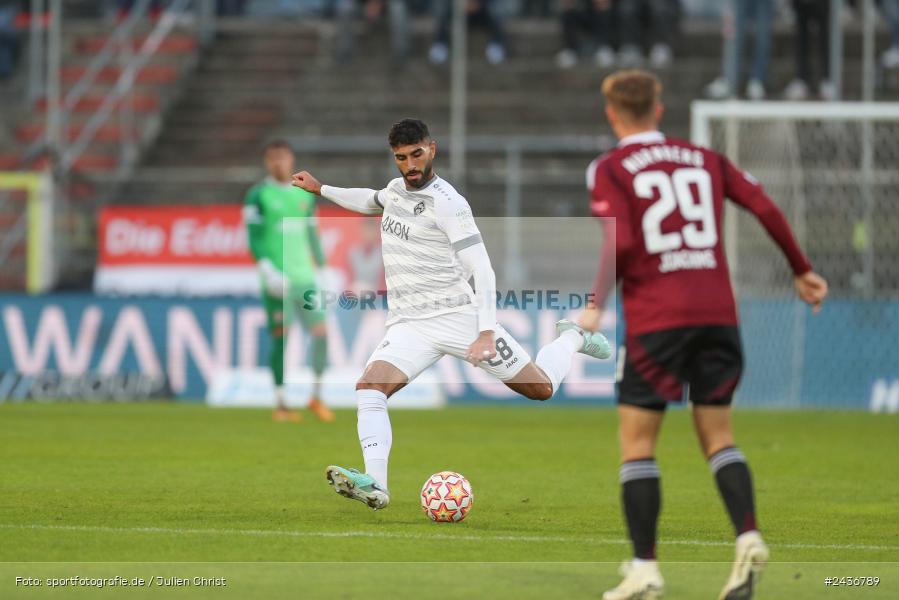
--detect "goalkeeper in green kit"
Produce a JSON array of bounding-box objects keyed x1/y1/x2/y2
[{"x1": 243, "y1": 140, "x2": 334, "y2": 423}]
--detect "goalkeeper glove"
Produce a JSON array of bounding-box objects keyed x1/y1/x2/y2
[{"x1": 258, "y1": 258, "x2": 287, "y2": 298}]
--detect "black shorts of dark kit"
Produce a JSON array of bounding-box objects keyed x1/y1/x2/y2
[{"x1": 618, "y1": 325, "x2": 744, "y2": 412}]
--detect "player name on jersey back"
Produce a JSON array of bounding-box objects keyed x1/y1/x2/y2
[
  {"x1": 658, "y1": 248, "x2": 717, "y2": 273},
  {"x1": 620, "y1": 144, "x2": 705, "y2": 175}
]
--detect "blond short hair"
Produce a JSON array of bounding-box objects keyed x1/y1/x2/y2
[{"x1": 601, "y1": 70, "x2": 663, "y2": 124}]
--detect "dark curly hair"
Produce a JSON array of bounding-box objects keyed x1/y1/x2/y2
[{"x1": 388, "y1": 119, "x2": 430, "y2": 147}]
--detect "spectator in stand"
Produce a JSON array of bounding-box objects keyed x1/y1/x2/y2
[
  {"x1": 116, "y1": 0, "x2": 164, "y2": 21},
  {"x1": 555, "y1": 0, "x2": 616, "y2": 69},
  {"x1": 784, "y1": 0, "x2": 835, "y2": 100},
  {"x1": 430, "y1": 0, "x2": 507, "y2": 66},
  {"x1": 217, "y1": 0, "x2": 247, "y2": 15},
  {"x1": 883, "y1": 0, "x2": 899, "y2": 69},
  {"x1": 705, "y1": 0, "x2": 774, "y2": 100},
  {"x1": 521, "y1": 0, "x2": 552, "y2": 18},
  {"x1": 0, "y1": 0, "x2": 19, "y2": 80},
  {"x1": 617, "y1": 0, "x2": 678, "y2": 68},
  {"x1": 335, "y1": 0, "x2": 409, "y2": 64}
]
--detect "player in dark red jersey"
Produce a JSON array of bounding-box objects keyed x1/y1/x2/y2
[{"x1": 578, "y1": 70, "x2": 828, "y2": 600}]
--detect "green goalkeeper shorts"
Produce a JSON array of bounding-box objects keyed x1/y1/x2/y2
[{"x1": 262, "y1": 282, "x2": 327, "y2": 336}]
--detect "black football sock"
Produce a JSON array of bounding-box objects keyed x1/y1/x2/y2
[
  {"x1": 620, "y1": 459, "x2": 661, "y2": 560},
  {"x1": 710, "y1": 446, "x2": 758, "y2": 535}
]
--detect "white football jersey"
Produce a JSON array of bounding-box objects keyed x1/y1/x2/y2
[{"x1": 374, "y1": 175, "x2": 482, "y2": 326}]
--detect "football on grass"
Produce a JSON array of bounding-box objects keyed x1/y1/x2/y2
[{"x1": 420, "y1": 471, "x2": 474, "y2": 523}]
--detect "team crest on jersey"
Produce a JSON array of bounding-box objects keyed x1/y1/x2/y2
[{"x1": 414, "y1": 201, "x2": 426, "y2": 215}]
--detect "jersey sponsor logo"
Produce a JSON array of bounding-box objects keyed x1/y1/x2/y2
[
  {"x1": 414, "y1": 200, "x2": 426, "y2": 215},
  {"x1": 381, "y1": 215, "x2": 411, "y2": 241},
  {"x1": 659, "y1": 249, "x2": 717, "y2": 273}
]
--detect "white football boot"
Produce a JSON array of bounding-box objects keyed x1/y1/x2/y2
[
  {"x1": 718, "y1": 530, "x2": 769, "y2": 600},
  {"x1": 325, "y1": 466, "x2": 390, "y2": 510},
  {"x1": 603, "y1": 560, "x2": 665, "y2": 600}
]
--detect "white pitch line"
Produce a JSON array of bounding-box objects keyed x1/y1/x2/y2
[{"x1": 1, "y1": 523, "x2": 896, "y2": 553}]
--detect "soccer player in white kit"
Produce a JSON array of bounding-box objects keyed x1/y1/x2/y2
[{"x1": 292, "y1": 119, "x2": 611, "y2": 510}]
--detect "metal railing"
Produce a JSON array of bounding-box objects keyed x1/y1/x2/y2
[
  {"x1": 7, "y1": 0, "x2": 217, "y2": 291},
  {"x1": 23, "y1": 0, "x2": 216, "y2": 176},
  {"x1": 61, "y1": 0, "x2": 192, "y2": 172}
]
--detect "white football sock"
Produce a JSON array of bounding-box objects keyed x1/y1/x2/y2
[
  {"x1": 631, "y1": 558, "x2": 657, "y2": 567},
  {"x1": 535, "y1": 329, "x2": 583, "y2": 394},
  {"x1": 357, "y1": 388, "x2": 391, "y2": 489},
  {"x1": 275, "y1": 385, "x2": 286, "y2": 409}
]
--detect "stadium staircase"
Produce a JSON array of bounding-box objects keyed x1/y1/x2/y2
[
  {"x1": 121, "y1": 16, "x2": 895, "y2": 223},
  {"x1": 0, "y1": 9, "x2": 201, "y2": 290}
]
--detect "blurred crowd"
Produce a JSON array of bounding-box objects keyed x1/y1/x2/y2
[
  {"x1": 1, "y1": 0, "x2": 898, "y2": 88},
  {"x1": 705, "y1": 0, "x2": 899, "y2": 101},
  {"x1": 290, "y1": 0, "x2": 899, "y2": 81},
  {"x1": 325, "y1": 0, "x2": 684, "y2": 67}
]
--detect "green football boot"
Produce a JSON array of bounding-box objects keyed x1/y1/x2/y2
[
  {"x1": 555, "y1": 319, "x2": 613, "y2": 360},
  {"x1": 325, "y1": 465, "x2": 390, "y2": 510}
]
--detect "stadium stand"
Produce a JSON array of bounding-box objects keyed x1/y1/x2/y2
[
  {"x1": 119, "y1": 15, "x2": 894, "y2": 215},
  {"x1": 1, "y1": 5, "x2": 896, "y2": 290},
  {"x1": 0, "y1": 3, "x2": 202, "y2": 290}
]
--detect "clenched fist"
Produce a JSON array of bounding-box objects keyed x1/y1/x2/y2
[{"x1": 292, "y1": 170, "x2": 322, "y2": 195}]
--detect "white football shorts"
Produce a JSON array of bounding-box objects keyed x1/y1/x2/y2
[{"x1": 366, "y1": 310, "x2": 531, "y2": 382}]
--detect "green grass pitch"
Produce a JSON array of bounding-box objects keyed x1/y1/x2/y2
[{"x1": 1, "y1": 403, "x2": 897, "y2": 598}]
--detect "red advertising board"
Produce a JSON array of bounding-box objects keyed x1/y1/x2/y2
[
  {"x1": 98, "y1": 205, "x2": 254, "y2": 266},
  {"x1": 95, "y1": 204, "x2": 377, "y2": 296}
]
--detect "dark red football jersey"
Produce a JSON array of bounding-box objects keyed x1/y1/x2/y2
[{"x1": 589, "y1": 131, "x2": 811, "y2": 336}]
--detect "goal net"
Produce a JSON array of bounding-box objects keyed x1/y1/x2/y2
[{"x1": 691, "y1": 101, "x2": 899, "y2": 410}]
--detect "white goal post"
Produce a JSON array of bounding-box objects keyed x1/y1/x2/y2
[{"x1": 690, "y1": 101, "x2": 899, "y2": 410}]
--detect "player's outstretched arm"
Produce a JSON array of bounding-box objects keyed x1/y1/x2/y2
[
  {"x1": 794, "y1": 271, "x2": 828, "y2": 314},
  {"x1": 456, "y1": 243, "x2": 498, "y2": 365},
  {"x1": 583, "y1": 158, "x2": 630, "y2": 334},
  {"x1": 292, "y1": 170, "x2": 323, "y2": 194},
  {"x1": 292, "y1": 170, "x2": 383, "y2": 215},
  {"x1": 723, "y1": 158, "x2": 824, "y2": 300},
  {"x1": 437, "y1": 192, "x2": 498, "y2": 365}
]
